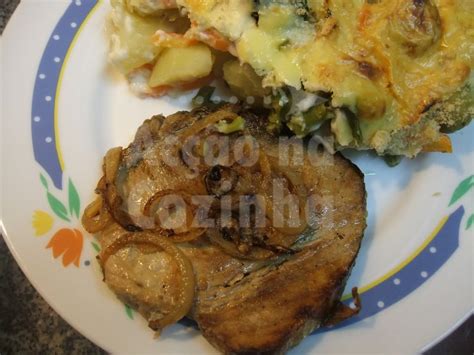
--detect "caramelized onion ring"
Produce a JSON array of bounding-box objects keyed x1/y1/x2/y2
[
  {"x1": 100, "y1": 232, "x2": 196, "y2": 332},
  {"x1": 180, "y1": 110, "x2": 239, "y2": 142},
  {"x1": 104, "y1": 147, "x2": 122, "y2": 184},
  {"x1": 143, "y1": 190, "x2": 206, "y2": 241},
  {"x1": 267, "y1": 155, "x2": 308, "y2": 235},
  {"x1": 82, "y1": 196, "x2": 112, "y2": 233},
  {"x1": 160, "y1": 111, "x2": 194, "y2": 135},
  {"x1": 169, "y1": 228, "x2": 206, "y2": 243}
]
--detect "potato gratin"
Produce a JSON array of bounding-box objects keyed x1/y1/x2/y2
[{"x1": 108, "y1": 0, "x2": 473, "y2": 158}]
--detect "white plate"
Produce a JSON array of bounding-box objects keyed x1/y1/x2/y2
[{"x1": 1, "y1": 1, "x2": 473, "y2": 353}]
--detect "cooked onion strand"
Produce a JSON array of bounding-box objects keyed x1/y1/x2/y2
[
  {"x1": 100, "y1": 232, "x2": 196, "y2": 332},
  {"x1": 82, "y1": 196, "x2": 112, "y2": 233}
]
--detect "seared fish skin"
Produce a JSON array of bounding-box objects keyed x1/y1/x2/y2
[
  {"x1": 88, "y1": 105, "x2": 367, "y2": 354},
  {"x1": 191, "y1": 149, "x2": 366, "y2": 354}
]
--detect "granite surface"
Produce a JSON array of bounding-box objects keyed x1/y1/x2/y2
[
  {"x1": 0, "y1": 1, "x2": 472, "y2": 354},
  {"x1": 0, "y1": 0, "x2": 19, "y2": 34},
  {"x1": 0, "y1": 237, "x2": 105, "y2": 354}
]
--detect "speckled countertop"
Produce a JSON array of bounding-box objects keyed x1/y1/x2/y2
[
  {"x1": 0, "y1": 1, "x2": 472, "y2": 354},
  {"x1": 0, "y1": 237, "x2": 105, "y2": 354},
  {"x1": 0, "y1": 0, "x2": 19, "y2": 32}
]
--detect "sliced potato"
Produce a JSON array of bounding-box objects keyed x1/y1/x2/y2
[
  {"x1": 109, "y1": 0, "x2": 182, "y2": 74},
  {"x1": 331, "y1": 110, "x2": 354, "y2": 146},
  {"x1": 149, "y1": 45, "x2": 214, "y2": 87},
  {"x1": 223, "y1": 60, "x2": 268, "y2": 99}
]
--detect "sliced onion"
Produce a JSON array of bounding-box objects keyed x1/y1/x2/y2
[
  {"x1": 82, "y1": 196, "x2": 112, "y2": 233},
  {"x1": 179, "y1": 109, "x2": 239, "y2": 142},
  {"x1": 160, "y1": 111, "x2": 195, "y2": 135},
  {"x1": 104, "y1": 147, "x2": 122, "y2": 184},
  {"x1": 169, "y1": 228, "x2": 206, "y2": 243},
  {"x1": 258, "y1": 150, "x2": 272, "y2": 181},
  {"x1": 100, "y1": 231, "x2": 195, "y2": 332},
  {"x1": 266, "y1": 155, "x2": 309, "y2": 235},
  {"x1": 143, "y1": 190, "x2": 205, "y2": 241}
]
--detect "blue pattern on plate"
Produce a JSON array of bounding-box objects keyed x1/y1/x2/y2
[
  {"x1": 31, "y1": 0, "x2": 98, "y2": 189},
  {"x1": 317, "y1": 205, "x2": 465, "y2": 332}
]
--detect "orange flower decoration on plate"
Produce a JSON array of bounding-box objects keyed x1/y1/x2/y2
[
  {"x1": 32, "y1": 174, "x2": 86, "y2": 267},
  {"x1": 47, "y1": 228, "x2": 83, "y2": 267}
]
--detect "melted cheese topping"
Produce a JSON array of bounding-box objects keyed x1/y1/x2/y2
[
  {"x1": 177, "y1": 0, "x2": 473, "y2": 155},
  {"x1": 179, "y1": 0, "x2": 254, "y2": 40}
]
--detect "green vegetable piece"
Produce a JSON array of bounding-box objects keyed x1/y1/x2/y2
[
  {"x1": 278, "y1": 39, "x2": 290, "y2": 49},
  {"x1": 343, "y1": 108, "x2": 363, "y2": 144},
  {"x1": 278, "y1": 87, "x2": 292, "y2": 122},
  {"x1": 266, "y1": 87, "x2": 292, "y2": 134},
  {"x1": 267, "y1": 111, "x2": 282, "y2": 134},
  {"x1": 304, "y1": 104, "x2": 332, "y2": 125},
  {"x1": 216, "y1": 116, "x2": 245, "y2": 134},
  {"x1": 192, "y1": 86, "x2": 216, "y2": 108},
  {"x1": 384, "y1": 155, "x2": 403, "y2": 167},
  {"x1": 287, "y1": 114, "x2": 306, "y2": 137},
  {"x1": 289, "y1": 103, "x2": 335, "y2": 137},
  {"x1": 441, "y1": 116, "x2": 473, "y2": 134},
  {"x1": 438, "y1": 81, "x2": 473, "y2": 133}
]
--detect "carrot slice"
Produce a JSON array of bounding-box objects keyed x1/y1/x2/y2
[{"x1": 423, "y1": 134, "x2": 453, "y2": 153}]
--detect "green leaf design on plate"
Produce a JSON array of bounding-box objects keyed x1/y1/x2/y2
[
  {"x1": 125, "y1": 304, "x2": 134, "y2": 320},
  {"x1": 68, "y1": 179, "x2": 80, "y2": 219},
  {"x1": 449, "y1": 175, "x2": 474, "y2": 206},
  {"x1": 40, "y1": 174, "x2": 48, "y2": 189},
  {"x1": 47, "y1": 192, "x2": 70, "y2": 221},
  {"x1": 91, "y1": 241, "x2": 101, "y2": 253},
  {"x1": 466, "y1": 214, "x2": 474, "y2": 230}
]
